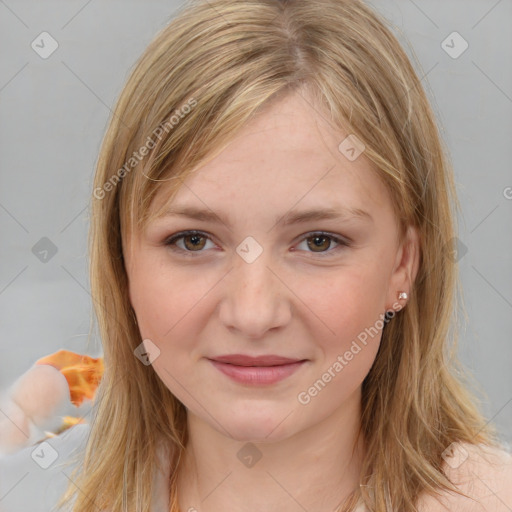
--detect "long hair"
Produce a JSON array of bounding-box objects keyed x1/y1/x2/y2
[{"x1": 57, "y1": 0, "x2": 499, "y2": 510}]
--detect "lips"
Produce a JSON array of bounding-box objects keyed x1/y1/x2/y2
[
  {"x1": 208, "y1": 354, "x2": 308, "y2": 385},
  {"x1": 209, "y1": 354, "x2": 305, "y2": 366}
]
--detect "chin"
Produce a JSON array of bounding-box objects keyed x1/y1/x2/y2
[
  {"x1": 227, "y1": 424, "x2": 289, "y2": 443},
  {"x1": 219, "y1": 407, "x2": 296, "y2": 443}
]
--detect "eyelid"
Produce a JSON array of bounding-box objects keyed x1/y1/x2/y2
[{"x1": 163, "y1": 229, "x2": 351, "y2": 257}]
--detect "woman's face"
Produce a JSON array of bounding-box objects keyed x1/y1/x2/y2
[{"x1": 124, "y1": 91, "x2": 419, "y2": 442}]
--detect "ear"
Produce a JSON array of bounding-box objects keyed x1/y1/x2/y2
[{"x1": 385, "y1": 224, "x2": 421, "y2": 311}]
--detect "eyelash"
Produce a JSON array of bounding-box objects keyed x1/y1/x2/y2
[{"x1": 163, "y1": 230, "x2": 351, "y2": 258}]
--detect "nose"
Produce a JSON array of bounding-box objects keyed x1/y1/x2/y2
[{"x1": 217, "y1": 247, "x2": 292, "y2": 340}]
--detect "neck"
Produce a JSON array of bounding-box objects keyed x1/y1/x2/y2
[{"x1": 176, "y1": 387, "x2": 365, "y2": 512}]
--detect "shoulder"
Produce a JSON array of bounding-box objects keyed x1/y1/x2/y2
[{"x1": 417, "y1": 441, "x2": 512, "y2": 512}]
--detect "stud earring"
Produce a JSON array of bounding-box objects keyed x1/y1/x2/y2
[{"x1": 398, "y1": 291, "x2": 408, "y2": 300}]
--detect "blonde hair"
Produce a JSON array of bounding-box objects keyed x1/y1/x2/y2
[{"x1": 57, "y1": 0, "x2": 499, "y2": 510}]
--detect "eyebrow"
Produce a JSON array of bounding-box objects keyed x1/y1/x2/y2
[{"x1": 161, "y1": 205, "x2": 373, "y2": 227}]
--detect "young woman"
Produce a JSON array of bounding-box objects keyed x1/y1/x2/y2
[{"x1": 57, "y1": 0, "x2": 512, "y2": 510}]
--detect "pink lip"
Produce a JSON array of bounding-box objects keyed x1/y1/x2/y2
[
  {"x1": 208, "y1": 354, "x2": 307, "y2": 385},
  {"x1": 211, "y1": 354, "x2": 303, "y2": 366}
]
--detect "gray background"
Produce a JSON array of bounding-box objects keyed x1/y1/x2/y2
[{"x1": 0, "y1": 1, "x2": 511, "y2": 507}]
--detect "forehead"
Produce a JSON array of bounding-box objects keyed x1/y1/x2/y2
[{"x1": 150, "y1": 92, "x2": 392, "y2": 224}]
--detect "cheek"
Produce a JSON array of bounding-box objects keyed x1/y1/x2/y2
[
  {"x1": 129, "y1": 275, "x2": 171, "y2": 338},
  {"x1": 128, "y1": 257, "x2": 184, "y2": 340},
  {"x1": 304, "y1": 262, "x2": 388, "y2": 341},
  {"x1": 296, "y1": 273, "x2": 384, "y2": 410},
  {"x1": 127, "y1": 257, "x2": 217, "y2": 367},
  {"x1": 128, "y1": 265, "x2": 203, "y2": 391}
]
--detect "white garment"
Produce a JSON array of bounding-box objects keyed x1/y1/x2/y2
[
  {"x1": 0, "y1": 423, "x2": 170, "y2": 512},
  {"x1": 0, "y1": 423, "x2": 89, "y2": 512}
]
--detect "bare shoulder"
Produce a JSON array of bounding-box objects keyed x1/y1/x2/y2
[{"x1": 417, "y1": 441, "x2": 512, "y2": 511}]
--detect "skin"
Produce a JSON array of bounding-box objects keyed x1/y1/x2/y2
[{"x1": 124, "y1": 90, "x2": 420, "y2": 512}]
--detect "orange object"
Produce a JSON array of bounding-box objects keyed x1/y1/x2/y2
[
  {"x1": 42, "y1": 416, "x2": 88, "y2": 438},
  {"x1": 61, "y1": 415, "x2": 88, "y2": 427},
  {"x1": 36, "y1": 349, "x2": 104, "y2": 407}
]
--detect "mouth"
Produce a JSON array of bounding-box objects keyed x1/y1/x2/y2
[
  {"x1": 207, "y1": 354, "x2": 308, "y2": 385},
  {"x1": 209, "y1": 354, "x2": 306, "y2": 366}
]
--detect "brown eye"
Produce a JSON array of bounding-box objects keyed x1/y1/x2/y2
[
  {"x1": 182, "y1": 233, "x2": 207, "y2": 251},
  {"x1": 295, "y1": 232, "x2": 350, "y2": 256},
  {"x1": 307, "y1": 235, "x2": 332, "y2": 252},
  {"x1": 164, "y1": 231, "x2": 214, "y2": 254}
]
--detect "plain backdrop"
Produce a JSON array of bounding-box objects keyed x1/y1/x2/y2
[{"x1": 0, "y1": 0, "x2": 511, "y2": 467}]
